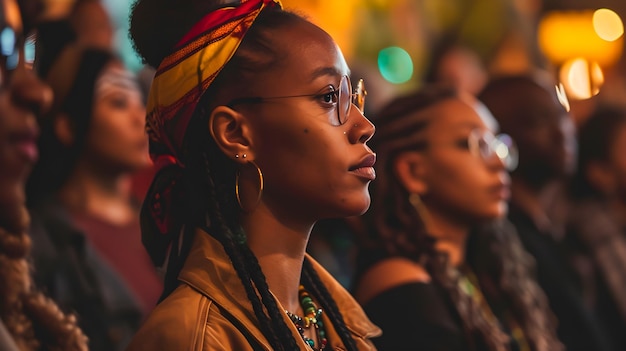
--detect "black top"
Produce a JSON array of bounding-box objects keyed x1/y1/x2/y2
[
  {"x1": 363, "y1": 282, "x2": 469, "y2": 351},
  {"x1": 508, "y1": 204, "x2": 614, "y2": 351}
]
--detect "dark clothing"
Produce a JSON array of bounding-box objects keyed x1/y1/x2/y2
[
  {"x1": 566, "y1": 199, "x2": 626, "y2": 351},
  {"x1": 28, "y1": 201, "x2": 158, "y2": 351},
  {"x1": 355, "y1": 249, "x2": 525, "y2": 351},
  {"x1": 363, "y1": 282, "x2": 468, "y2": 351},
  {"x1": 508, "y1": 203, "x2": 614, "y2": 351}
]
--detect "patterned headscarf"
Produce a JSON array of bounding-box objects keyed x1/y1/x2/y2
[{"x1": 142, "y1": 0, "x2": 282, "y2": 265}]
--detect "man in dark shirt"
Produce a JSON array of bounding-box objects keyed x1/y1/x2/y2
[{"x1": 480, "y1": 74, "x2": 614, "y2": 351}]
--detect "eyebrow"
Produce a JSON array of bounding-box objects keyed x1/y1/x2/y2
[
  {"x1": 308, "y1": 66, "x2": 350, "y2": 82},
  {"x1": 446, "y1": 121, "x2": 484, "y2": 131}
]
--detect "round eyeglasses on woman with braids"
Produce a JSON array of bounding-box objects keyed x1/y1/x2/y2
[
  {"x1": 466, "y1": 129, "x2": 518, "y2": 171},
  {"x1": 415, "y1": 128, "x2": 519, "y2": 172},
  {"x1": 227, "y1": 75, "x2": 366, "y2": 126}
]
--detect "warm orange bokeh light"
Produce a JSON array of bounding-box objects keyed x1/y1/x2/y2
[
  {"x1": 539, "y1": 10, "x2": 623, "y2": 66},
  {"x1": 593, "y1": 8, "x2": 624, "y2": 42},
  {"x1": 559, "y1": 58, "x2": 604, "y2": 100}
]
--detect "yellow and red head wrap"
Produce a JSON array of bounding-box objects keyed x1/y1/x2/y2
[
  {"x1": 147, "y1": 0, "x2": 282, "y2": 170},
  {"x1": 143, "y1": 0, "x2": 282, "y2": 265}
]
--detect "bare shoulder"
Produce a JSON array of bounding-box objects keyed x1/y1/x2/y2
[{"x1": 354, "y1": 257, "x2": 431, "y2": 305}]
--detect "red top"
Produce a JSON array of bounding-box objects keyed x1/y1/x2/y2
[{"x1": 71, "y1": 211, "x2": 163, "y2": 316}]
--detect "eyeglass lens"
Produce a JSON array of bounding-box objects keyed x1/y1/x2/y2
[
  {"x1": 469, "y1": 129, "x2": 518, "y2": 171},
  {"x1": 338, "y1": 76, "x2": 366, "y2": 125}
]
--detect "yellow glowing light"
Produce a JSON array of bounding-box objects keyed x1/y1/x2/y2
[
  {"x1": 281, "y1": 0, "x2": 360, "y2": 61},
  {"x1": 593, "y1": 8, "x2": 624, "y2": 42},
  {"x1": 559, "y1": 58, "x2": 604, "y2": 100},
  {"x1": 539, "y1": 10, "x2": 623, "y2": 66}
]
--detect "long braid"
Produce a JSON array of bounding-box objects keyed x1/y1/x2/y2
[
  {"x1": 467, "y1": 221, "x2": 563, "y2": 351},
  {"x1": 197, "y1": 139, "x2": 296, "y2": 350},
  {"x1": 239, "y1": 246, "x2": 301, "y2": 350},
  {"x1": 302, "y1": 258, "x2": 358, "y2": 351},
  {"x1": 0, "y1": 209, "x2": 88, "y2": 351}
]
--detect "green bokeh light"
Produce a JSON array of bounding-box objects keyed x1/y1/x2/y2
[{"x1": 378, "y1": 46, "x2": 414, "y2": 84}]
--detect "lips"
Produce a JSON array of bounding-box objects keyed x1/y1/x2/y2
[
  {"x1": 8, "y1": 127, "x2": 39, "y2": 163},
  {"x1": 349, "y1": 153, "x2": 376, "y2": 180},
  {"x1": 489, "y1": 182, "x2": 510, "y2": 200}
]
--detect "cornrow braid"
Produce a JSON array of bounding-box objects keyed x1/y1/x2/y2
[{"x1": 302, "y1": 258, "x2": 358, "y2": 351}]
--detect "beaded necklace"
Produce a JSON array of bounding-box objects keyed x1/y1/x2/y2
[{"x1": 285, "y1": 285, "x2": 328, "y2": 350}]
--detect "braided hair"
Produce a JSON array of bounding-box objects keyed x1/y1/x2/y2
[
  {"x1": 0, "y1": 208, "x2": 88, "y2": 351},
  {"x1": 130, "y1": 1, "x2": 359, "y2": 350},
  {"x1": 361, "y1": 84, "x2": 562, "y2": 351}
]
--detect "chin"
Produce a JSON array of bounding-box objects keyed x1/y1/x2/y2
[{"x1": 345, "y1": 197, "x2": 372, "y2": 217}]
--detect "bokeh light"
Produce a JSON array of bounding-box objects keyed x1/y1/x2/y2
[
  {"x1": 377, "y1": 46, "x2": 414, "y2": 84},
  {"x1": 593, "y1": 8, "x2": 624, "y2": 42},
  {"x1": 559, "y1": 58, "x2": 604, "y2": 100}
]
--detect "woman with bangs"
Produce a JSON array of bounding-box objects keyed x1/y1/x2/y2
[
  {"x1": 26, "y1": 42, "x2": 161, "y2": 350},
  {"x1": 353, "y1": 85, "x2": 562, "y2": 351},
  {"x1": 125, "y1": 0, "x2": 379, "y2": 350}
]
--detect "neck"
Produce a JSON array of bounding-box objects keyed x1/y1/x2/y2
[
  {"x1": 425, "y1": 208, "x2": 469, "y2": 267},
  {"x1": 241, "y1": 204, "x2": 313, "y2": 315},
  {"x1": 59, "y1": 159, "x2": 135, "y2": 225}
]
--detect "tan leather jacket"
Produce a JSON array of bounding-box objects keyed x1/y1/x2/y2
[{"x1": 126, "y1": 228, "x2": 381, "y2": 350}]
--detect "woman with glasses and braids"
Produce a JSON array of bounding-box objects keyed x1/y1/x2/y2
[
  {"x1": 126, "y1": 0, "x2": 379, "y2": 350},
  {"x1": 353, "y1": 85, "x2": 562, "y2": 351}
]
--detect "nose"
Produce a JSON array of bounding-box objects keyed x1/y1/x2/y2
[
  {"x1": 347, "y1": 103, "x2": 375, "y2": 144},
  {"x1": 10, "y1": 67, "x2": 53, "y2": 117}
]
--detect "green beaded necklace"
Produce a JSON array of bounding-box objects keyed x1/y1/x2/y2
[{"x1": 285, "y1": 285, "x2": 328, "y2": 350}]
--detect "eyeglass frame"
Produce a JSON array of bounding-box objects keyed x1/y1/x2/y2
[
  {"x1": 413, "y1": 128, "x2": 518, "y2": 171},
  {"x1": 226, "y1": 75, "x2": 366, "y2": 126},
  {"x1": 467, "y1": 129, "x2": 518, "y2": 171}
]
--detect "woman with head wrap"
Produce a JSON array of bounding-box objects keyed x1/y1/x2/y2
[{"x1": 126, "y1": 0, "x2": 379, "y2": 350}]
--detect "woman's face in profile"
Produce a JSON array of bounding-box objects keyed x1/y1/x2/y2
[
  {"x1": 0, "y1": 0, "x2": 51, "y2": 230},
  {"x1": 84, "y1": 62, "x2": 150, "y2": 172},
  {"x1": 417, "y1": 97, "x2": 510, "y2": 222},
  {"x1": 234, "y1": 18, "x2": 376, "y2": 221}
]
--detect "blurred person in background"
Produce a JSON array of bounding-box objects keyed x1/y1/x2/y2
[
  {"x1": 479, "y1": 73, "x2": 613, "y2": 351},
  {"x1": 0, "y1": 0, "x2": 88, "y2": 349},
  {"x1": 25, "y1": 41, "x2": 161, "y2": 351},
  {"x1": 423, "y1": 37, "x2": 488, "y2": 97},
  {"x1": 566, "y1": 104, "x2": 626, "y2": 351},
  {"x1": 353, "y1": 85, "x2": 562, "y2": 351}
]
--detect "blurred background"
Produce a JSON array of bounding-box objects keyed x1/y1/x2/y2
[{"x1": 37, "y1": 0, "x2": 625, "y2": 127}]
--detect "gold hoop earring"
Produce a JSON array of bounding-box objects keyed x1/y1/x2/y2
[
  {"x1": 409, "y1": 193, "x2": 431, "y2": 231},
  {"x1": 235, "y1": 160, "x2": 264, "y2": 213}
]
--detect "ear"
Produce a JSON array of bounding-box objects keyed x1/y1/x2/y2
[
  {"x1": 209, "y1": 106, "x2": 253, "y2": 161},
  {"x1": 393, "y1": 152, "x2": 428, "y2": 195},
  {"x1": 54, "y1": 113, "x2": 74, "y2": 146},
  {"x1": 586, "y1": 160, "x2": 615, "y2": 195}
]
